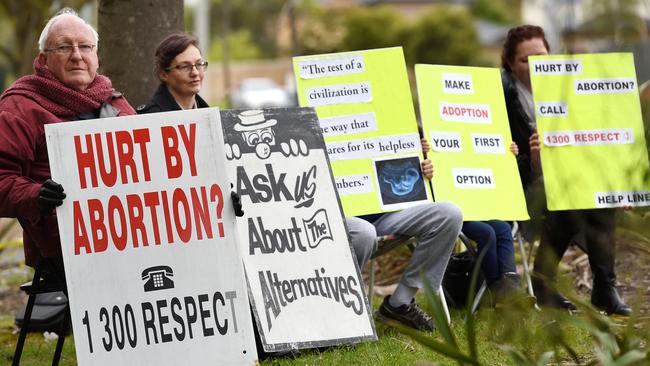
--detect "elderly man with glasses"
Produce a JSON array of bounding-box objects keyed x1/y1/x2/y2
[{"x1": 0, "y1": 8, "x2": 135, "y2": 275}]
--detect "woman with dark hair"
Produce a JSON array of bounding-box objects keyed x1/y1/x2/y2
[
  {"x1": 137, "y1": 32, "x2": 209, "y2": 114},
  {"x1": 138, "y1": 32, "x2": 244, "y2": 220},
  {"x1": 502, "y1": 25, "x2": 631, "y2": 315}
]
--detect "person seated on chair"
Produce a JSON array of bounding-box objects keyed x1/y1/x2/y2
[
  {"x1": 137, "y1": 31, "x2": 209, "y2": 114},
  {"x1": 346, "y1": 157, "x2": 463, "y2": 332},
  {"x1": 501, "y1": 24, "x2": 630, "y2": 315},
  {"x1": 456, "y1": 142, "x2": 535, "y2": 307},
  {"x1": 0, "y1": 8, "x2": 136, "y2": 278}
]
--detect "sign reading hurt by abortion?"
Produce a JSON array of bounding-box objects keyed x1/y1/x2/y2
[
  {"x1": 530, "y1": 53, "x2": 650, "y2": 210},
  {"x1": 45, "y1": 109, "x2": 257, "y2": 366}
]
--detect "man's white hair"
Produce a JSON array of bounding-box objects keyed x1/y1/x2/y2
[{"x1": 38, "y1": 7, "x2": 99, "y2": 52}]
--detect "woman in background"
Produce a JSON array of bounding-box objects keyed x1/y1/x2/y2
[
  {"x1": 501, "y1": 25, "x2": 630, "y2": 315},
  {"x1": 137, "y1": 32, "x2": 208, "y2": 113}
]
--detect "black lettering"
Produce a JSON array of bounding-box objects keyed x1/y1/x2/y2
[
  {"x1": 170, "y1": 297, "x2": 186, "y2": 341},
  {"x1": 197, "y1": 294, "x2": 214, "y2": 337},
  {"x1": 156, "y1": 299, "x2": 173, "y2": 343},
  {"x1": 184, "y1": 296, "x2": 198, "y2": 339},
  {"x1": 141, "y1": 302, "x2": 158, "y2": 345},
  {"x1": 213, "y1": 291, "x2": 228, "y2": 335}
]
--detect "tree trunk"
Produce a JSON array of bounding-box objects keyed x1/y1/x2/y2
[{"x1": 98, "y1": 0, "x2": 183, "y2": 106}]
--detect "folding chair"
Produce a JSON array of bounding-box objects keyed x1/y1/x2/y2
[
  {"x1": 457, "y1": 223, "x2": 538, "y2": 314},
  {"x1": 13, "y1": 262, "x2": 70, "y2": 366},
  {"x1": 368, "y1": 234, "x2": 451, "y2": 325},
  {"x1": 456, "y1": 232, "x2": 489, "y2": 314},
  {"x1": 511, "y1": 222, "x2": 536, "y2": 300}
]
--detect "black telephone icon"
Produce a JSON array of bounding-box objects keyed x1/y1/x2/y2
[{"x1": 142, "y1": 266, "x2": 174, "y2": 292}]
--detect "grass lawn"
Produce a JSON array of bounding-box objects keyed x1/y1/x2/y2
[{"x1": 1, "y1": 294, "x2": 608, "y2": 366}]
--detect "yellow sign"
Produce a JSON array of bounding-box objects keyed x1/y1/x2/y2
[
  {"x1": 530, "y1": 53, "x2": 650, "y2": 210},
  {"x1": 293, "y1": 47, "x2": 431, "y2": 216},
  {"x1": 416, "y1": 64, "x2": 529, "y2": 220}
]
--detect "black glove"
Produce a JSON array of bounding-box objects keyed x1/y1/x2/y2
[
  {"x1": 231, "y1": 191, "x2": 244, "y2": 217},
  {"x1": 38, "y1": 179, "x2": 66, "y2": 216}
]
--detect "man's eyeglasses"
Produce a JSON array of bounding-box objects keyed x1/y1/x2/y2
[
  {"x1": 166, "y1": 61, "x2": 209, "y2": 73},
  {"x1": 44, "y1": 44, "x2": 96, "y2": 55}
]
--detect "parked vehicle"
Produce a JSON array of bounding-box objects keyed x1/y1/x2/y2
[{"x1": 230, "y1": 77, "x2": 295, "y2": 108}]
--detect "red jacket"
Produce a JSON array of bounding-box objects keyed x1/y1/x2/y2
[{"x1": 0, "y1": 76, "x2": 135, "y2": 266}]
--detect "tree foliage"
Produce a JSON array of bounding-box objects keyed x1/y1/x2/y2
[
  {"x1": 209, "y1": 0, "x2": 286, "y2": 58},
  {"x1": 581, "y1": 0, "x2": 647, "y2": 44},
  {"x1": 296, "y1": 6, "x2": 347, "y2": 56},
  {"x1": 0, "y1": 0, "x2": 88, "y2": 80},
  {"x1": 471, "y1": 0, "x2": 510, "y2": 24},
  {"x1": 298, "y1": 5, "x2": 480, "y2": 67},
  {"x1": 339, "y1": 6, "x2": 408, "y2": 52},
  {"x1": 209, "y1": 29, "x2": 262, "y2": 61},
  {"x1": 405, "y1": 6, "x2": 480, "y2": 66}
]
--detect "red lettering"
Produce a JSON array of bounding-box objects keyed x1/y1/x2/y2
[
  {"x1": 210, "y1": 184, "x2": 225, "y2": 237},
  {"x1": 143, "y1": 192, "x2": 162, "y2": 245},
  {"x1": 190, "y1": 186, "x2": 212, "y2": 240},
  {"x1": 74, "y1": 135, "x2": 97, "y2": 189},
  {"x1": 88, "y1": 199, "x2": 108, "y2": 253},
  {"x1": 127, "y1": 194, "x2": 148, "y2": 247},
  {"x1": 162, "y1": 126, "x2": 182, "y2": 179},
  {"x1": 133, "y1": 129, "x2": 152, "y2": 182},
  {"x1": 178, "y1": 124, "x2": 197, "y2": 177},
  {"x1": 172, "y1": 188, "x2": 192, "y2": 243},
  {"x1": 108, "y1": 196, "x2": 127, "y2": 251},
  {"x1": 161, "y1": 190, "x2": 174, "y2": 243},
  {"x1": 116, "y1": 131, "x2": 138, "y2": 184},
  {"x1": 72, "y1": 186, "x2": 222, "y2": 257},
  {"x1": 95, "y1": 133, "x2": 117, "y2": 187},
  {"x1": 73, "y1": 201, "x2": 91, "y2": 255}
]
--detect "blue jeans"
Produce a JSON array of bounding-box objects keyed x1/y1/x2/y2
[{"x1": 461, "y1": 220, "x2": 515, "y2": 284}]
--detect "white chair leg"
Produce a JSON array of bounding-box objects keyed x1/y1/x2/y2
[
  {"x1": 368, "y1": 259, "x2": 375, "y2": 309},
  {"x1": 471, "y1": 281, "x2": 488, "y2": 314},
  {"x1": 438, "y1": 285, "x2": 451, "y2": 325},
  {"x1": 516, "y1": 233, "x2": 535, "y2": 298},
  {"x1": 515, "y1": 231, "x2": 541, "y2": 311}
]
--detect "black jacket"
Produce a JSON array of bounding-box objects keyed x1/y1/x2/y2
[
  {"x1": 502, "y1": 70, "x2": 538, "y2": 189},
  {"x1": 136, "y1": 83, "x2": 209, "y2": 114}
]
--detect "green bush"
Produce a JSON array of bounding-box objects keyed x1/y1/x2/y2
[
  {"x1": 404, "y1": 6, "x2": 480, "y2": 67},
  {"x1": 339, "y1": 6, "x2": 409, "y2": 52}
]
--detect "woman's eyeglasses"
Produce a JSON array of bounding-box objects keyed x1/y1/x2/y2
[{"x1": 166, "y1": 61, "x2": 209, "y2": 73}]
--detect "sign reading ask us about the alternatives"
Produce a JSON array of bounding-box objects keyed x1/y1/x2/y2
[
  {"x1": 530, "y1": 53, "x2": 650, "y2": 210},
  {"x1": 221, "y1": 107, "x2": 376, "y2": 352},
  {"x1": 293, "y1": 47, "x2": 432, "y2": 217},
  {"x1": 45, "y1": 109, "x2": 257, "y2": 366},
  {"x1": 417, "y1": 64, "x2": 529, "y2": 221}
]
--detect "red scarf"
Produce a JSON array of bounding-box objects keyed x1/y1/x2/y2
[{"x1": 0, "y1": 57, "x2": 115, "y2": 116}]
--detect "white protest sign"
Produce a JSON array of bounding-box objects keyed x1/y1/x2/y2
[
  {"x1": 221, "y1": 108, "x2": 376, "y2": 352},
  {"x1": 45, "y1": 109, "x2": 257, "y2": 365}
]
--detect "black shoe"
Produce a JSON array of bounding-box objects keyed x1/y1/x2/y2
[
  {"x1": 591, "y1": 281, "x2": 631, "y2": 316},
  {"x1": 376, "y1": 295, "x2": 435, "y2": 331},
  {"x1": 490, "y1": 273, "x2": 536, "y2": 309},
  {"x1": 538, "y1": 290, "x2": 576, "y2": 311},
  {"x1": 532, "y1": 279, "x2": 577, "y2": 311}
]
